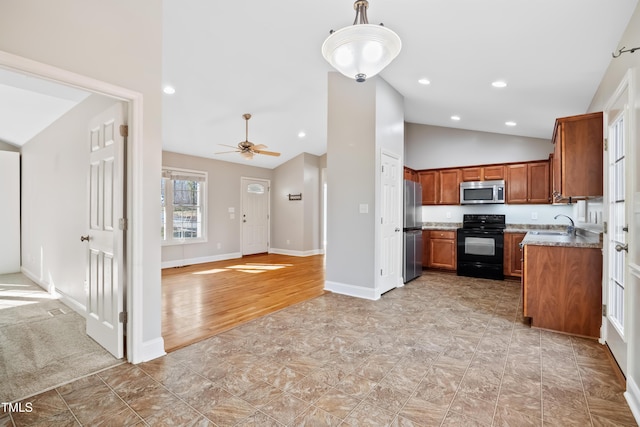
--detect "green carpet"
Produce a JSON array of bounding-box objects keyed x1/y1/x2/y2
[{"x1": 0, "y1": 273, "x2": 122, "y2": 402}]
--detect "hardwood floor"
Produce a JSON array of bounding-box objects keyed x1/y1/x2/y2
[{"x1": 162, "y1": 253, "x2": 326, "y2": 352}]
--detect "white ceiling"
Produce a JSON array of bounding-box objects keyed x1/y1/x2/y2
[
  {"x1": 162, "y1": 0, "x2": 638, "y2": 169},
  {"x1": 1, "y1": 1, "x2": 637, "y2": 169},
  {"x1": 0, "y1": 68, "x2": 90, "y2": 146}
]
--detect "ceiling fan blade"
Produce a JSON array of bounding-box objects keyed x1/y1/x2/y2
[
  {"x1": 218, "y1": 144, "x2": 240, "y2": 149},
  {"x1": 214, "y1": 150, "x2": 240, "y2": 154},
  {"x1": 241, "y1": 151, "x2": 254, "y2": 159},
  {"x1": 253, "y1": 144, "x2": 267, "y2": 150},
  {"x1": 253, "y1": 149, "x2": 281, "y2": 157}
]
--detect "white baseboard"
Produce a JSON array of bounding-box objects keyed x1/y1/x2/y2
[
  {"x1": 324, "y1": 280, "x2": 380, "y2": 300},
  {"x1": 134, "y1": 337, "x2": 166, "y2": 364},
  {"x1": 20, "y1": 266, "x2": 87, "y2": 316},
  {"x1": 269, "y1": 248, "x2": 324, "y2": 257},
  {"x1": 626, "y1": 376, "x2": 640, "y2": 426},
  {"x1": 161, "y1": 252, "x2": 242, "y2": 269}
]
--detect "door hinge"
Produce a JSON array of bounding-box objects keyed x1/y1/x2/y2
[
  {"x1": 119, "y1": 311, "x2": 128, "y2": 324},
  {"x1": 604, "y1": 222, "x2": 607, "y2": 234},
  {"x1": 602, "y1": 304, "x2": 607, "y2": 317},
  {"x1": 380, "y1": 269, "x2": 383, "y2": 276},
  {"x1": 119, "y1": 218, "x2": 128, "y2": 231},
  {"x1": 604, "y1": 138, "x2": 608, "y2": 151},
  {"x1": 120, "y1": 124, "x2": 129, "y2": 138}
]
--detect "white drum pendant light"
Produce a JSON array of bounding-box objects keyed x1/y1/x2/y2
[{"x1": 322, "y1": 0, "x2": 401, "y2": 83}]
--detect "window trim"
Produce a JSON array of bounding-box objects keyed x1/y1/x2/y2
[{"x1": 161, "y1": 166, "x2": 208, "y2": 246}]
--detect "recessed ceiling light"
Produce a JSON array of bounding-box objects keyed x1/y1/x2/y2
[
  {"x1": 418, "y1": 78, "x2": 430, "y2": 85},
  {"x1": 492, "y1": 80, "x2": 507, "y2": 88},
  {"x1": 298, "y1": 131, "x2": 306, "y2": 138},
  {"x1": 451, "y1": 115, "x2": 461, "y2": 121},
  {"x1": 505, "y1": 121, "x2": 517, "y2": 126},
  {"x1": 163, "y1": 85, "x2": 176, "y2": 95}
]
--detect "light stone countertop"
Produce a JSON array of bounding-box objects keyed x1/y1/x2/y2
[{"x1": 520, "y1": 229, "x2": 602, "y2": 249}]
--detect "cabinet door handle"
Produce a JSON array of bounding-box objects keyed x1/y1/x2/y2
[{"x1": 615, "y1": 243, "x2": 628, "y2": 252}]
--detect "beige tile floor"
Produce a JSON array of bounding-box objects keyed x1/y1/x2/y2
[{"x1": 1, "y1": 272, "x2": 637, "y2": 426}]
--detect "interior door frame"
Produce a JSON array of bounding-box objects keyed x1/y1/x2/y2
[
  {"x1": 0, "y1": 50, "x2": 145, "y2": 363},
  {"x1": 602, "y1": 69, "x2": 634, "y2": 373},
  {"x1": 240, "y1": 176, "x2": 271, "y2": 255}
]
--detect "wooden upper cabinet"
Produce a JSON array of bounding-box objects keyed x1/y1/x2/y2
[
  {"x1": 461, "y1": 165, "x2": 504, "y2": 182},
  {"x1": 419, "y1": 170, "x2": 438, "y2": 205},
  {"x1": 507, "y1": 161, "x2": 550, "y2": 204},
  {"x1": 461, "y1": 167, "x2": 482, "y2": 182},
  {"x1": 404, "y1": 167, "x2": 419, "y2": 182},
  {"x1": 483, "y1": 165, "x2": 505, "y2": 180},
  {"x1": 506, "y1": 164, "x2": 528, "y2": 204},
  {"x1": 439, "y1": 169, "x2": 460, "y2": 205},
  {"x1": 552, "y1": 112, "x2": 603, "y2": 201},
  {"x1": 528, "y1": 161, "x2": 550, "y2": 204}
]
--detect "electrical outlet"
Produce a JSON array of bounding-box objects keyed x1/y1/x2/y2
[
  {"x1": 216, "y1": 243, "x2": 221, "y2": 249},
  {"x1": 531, "y1": 212, "x2": 538, "y2": 220},
  {"x1": 446, "y1": 212, "x2": 452, "y2": 219}
]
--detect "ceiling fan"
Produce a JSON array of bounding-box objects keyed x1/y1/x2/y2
[{"x1": 215, "y1": 113, "x2": 281, "y2": 160}]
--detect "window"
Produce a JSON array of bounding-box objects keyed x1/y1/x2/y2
[{"x1": 161, "y1": 167, "x2": 207, "y2": 244}]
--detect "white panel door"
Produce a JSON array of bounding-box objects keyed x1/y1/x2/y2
[
  {"x1": 379, "y1": 151, "x2": 402, "y2": 295},
  {"x1": 241, "y1": 178, "x2": 270, "y2": 255},
  {"x1": 85, "y1": 103, "x2": 125, "y2": 358},
  {"x1": 0, "y1": 151, "x2": 20, "y2": 274}
]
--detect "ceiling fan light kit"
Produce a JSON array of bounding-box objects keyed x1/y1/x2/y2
[
  {"x1": 215, "y1": 113, "x2": 281, "y2": 160},
  {"x1": 322, "y1": 0, "x2": 401, "y2": 82}
]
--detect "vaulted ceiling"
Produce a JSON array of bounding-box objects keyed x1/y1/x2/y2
[{"x1": 2, "y1": 1, "x2": 637, "y2": 170}]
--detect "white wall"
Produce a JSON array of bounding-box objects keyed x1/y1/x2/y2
[
  {"x1": 326, "y1": 73, "x2": 404, "y2": 299},
  {"x1": 326, "y1": 72, "x2": 377, "y2": 294},
  {"x1": 587, "y1": 3, "x2": 640, "y2": 421},
  {"x1": 421, "y1": 203, "x2": 574, "y2": 226},
  {"x1": 405, "y1": 123, "x2": 553, "y2": 170},
  {"x1": 271, "y1": 152, "x2": 323, "y2": 256},
  {"x1": 0, "y1": 151, "x2": 20, "y2": 274},
  {"x1": 0, "y1": 0, "x2": 164, "y2": 362},
  {"x1": 20, "y1": 94, "x2": 119, "y2": 307},
  {"x1": 161, "y1": 151, "x2": 272, "y2": 267}
]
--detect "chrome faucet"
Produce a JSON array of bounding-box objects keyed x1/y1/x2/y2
[{"x1": 554, "y1": 214, "x2": 575, "y2": 236}]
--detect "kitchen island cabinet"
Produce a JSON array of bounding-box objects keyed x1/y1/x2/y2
[{"x1": 523, "y1": 243, "x2": 602, "y2": 337}]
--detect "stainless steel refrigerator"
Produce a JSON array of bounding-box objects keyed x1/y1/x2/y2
[{"x1": 403, "y1": 180, "x2": 423, "y2": 283}]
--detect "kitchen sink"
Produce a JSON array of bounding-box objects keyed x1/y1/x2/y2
[{"x1": 528, "y1": 230, "x2": 569, "y2": 236}]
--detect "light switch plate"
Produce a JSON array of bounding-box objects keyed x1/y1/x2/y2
[{"x1": 359, "y1": 204, "x2": 368, "y2": 214}]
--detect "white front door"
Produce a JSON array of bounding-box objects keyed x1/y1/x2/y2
[
  {"x1": 379, "y1": 151, "x2": 402, "y2": 295},
  {"x1": 241, "y1": 178, "x2": 270, "y2": 255},
  {"x1": 85, "y1": 102, "x2": 125, "y2": 358},
  {"x1": 603, "y1": 72, "x2": 632, "y2": 375}
]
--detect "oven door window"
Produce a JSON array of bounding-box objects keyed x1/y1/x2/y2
[{"x1": 464, "y1": 237, "x2": 495, "y2": 256}]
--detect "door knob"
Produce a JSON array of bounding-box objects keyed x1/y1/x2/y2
[
  {"x1": 615, "y1": 243, "x2": 628, "y2": 252},
  {"x1": 80, "y1": 235, "x2": 90, "y2": 242}
]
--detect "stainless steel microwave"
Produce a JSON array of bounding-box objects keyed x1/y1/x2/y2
[{"x1": 460, "y1": 180, "x2": 505, "y2": 204}]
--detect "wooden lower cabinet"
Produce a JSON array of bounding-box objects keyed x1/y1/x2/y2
[
  {"x1": 504, "y1": 232, "x2": 526, "y2": 278},
  {"x1": 523, "y1": 244, "x2": 602, "y2": 337},
  {"x1": 426, "y1": 230, "x2": 456, "y2": 270}
]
